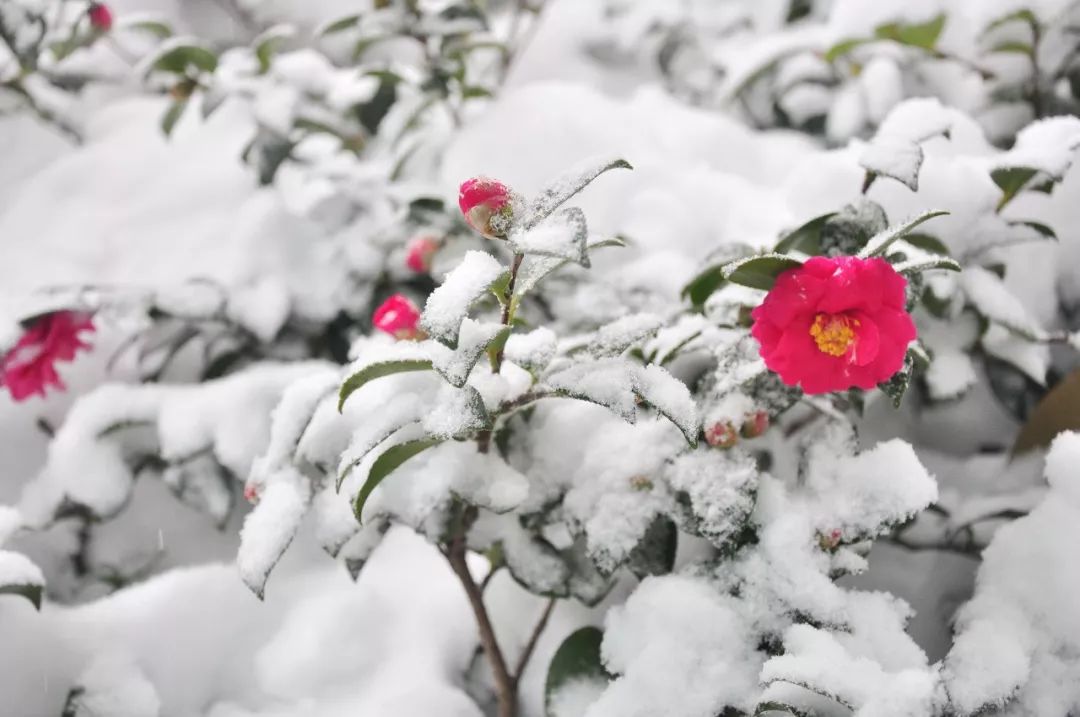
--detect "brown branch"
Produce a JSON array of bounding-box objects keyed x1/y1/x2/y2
[
  {"x1": 512, "y1": 597, "x2": 556, "y2": 686},
  {"x1": 445, "y1": 511, "x2": 517, "y2": 717}
]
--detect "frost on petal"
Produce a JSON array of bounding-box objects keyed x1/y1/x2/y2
[
  {"x1": 421, "y1": 250, "x2": 506, "y2": 346},
  {"x1": 237, "y1": 468, "x2": 312, "y2": 598}
]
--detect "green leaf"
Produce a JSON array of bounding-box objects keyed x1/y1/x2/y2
[
  {"x1": 989, "y1": 40, "x2": 1034, "y2": 55},
  {"x1": 545, "y1": 627, "x2": 610, "y2": 717},
  {"x1": 874, "y1": 13, "x2": 946, "y2": 49},
  {"x1": 902, "y1": 232, "x2": 951, "y2": 255},
  {"x1": 125, "y1": 19, "x2": 173, "y2": 38},
  {"x1": 149, "y1": 44, "x2": 218, "y2": 76},
  {"x1": 524, "y1": 158, "x2": 633, "y2": 230},
  {"x1": 991, "y1": 167, "x2": 1039, "y2": 211},
  {"x1": 878, "y1": 352, "x2": 916, "y2": 408},
  {"x1": 353, "y1": 34, "x2": 394, "y2": 60},
  {"x1": 857, "y1": 210, "x2": 950, "y2": 258},
  {"x1": 319, "y1": 14, "x2": 362, "y2": 36},
  {"x1": 339, "y1": 359, "x2": 433, "y2": 411},
  {"x1": 824, "y1": 37, "x2": 871, "y2": 63},
  {"x1": 627, "y1": 516, "x2": 677, "y2": 579},
  {"x1": 160, "y1": 97, "x2": 188, "y2": 137},
  {"x1": 681, "y1": 264, "x2": 727, "y2": 307},
  {"x1": 983, "y1": 8, "x2": 1038, "y2": 36},
  {"x1": 1012, "y1": 220, "x2": 1057, "y2": 240},
  {"x1": 897, "y1": 256, "x2": 961, "y2": 275},
  {"x1": 773, "y1": 212, "x2": 836, "y2": 254},
  {"x1": 756, "y1": 701, "x2": 812, "y2": 717},
  {"x1": 353, "y1": 438, "x2": 443, "y2": 520},
  {"x1": 0, "y1": 582, "x2": 42, "y2": 610},
  {"x1": 722, "y1": 254, "x2": 803, "y2": 291},
  {"x1": 254, "y1": 26, "x2": 294, "y2": 73}
]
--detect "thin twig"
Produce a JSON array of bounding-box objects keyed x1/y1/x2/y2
[
  {"x1": 445, "y1": 505, "x2": 517, "y2": 717},
  {"x1": 512, "y1": 597, "x2": 556, "y2": 686}
]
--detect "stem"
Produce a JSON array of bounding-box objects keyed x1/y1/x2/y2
[
  {"x1": 445, "y1": 505, "x2": 517, "y2": 717},
  {"x1": 492, "y1": 253, "x2": 524, "y2": 374},
  {"x1": 512, "y1": 597, "x2": 556, "y2": 686}
]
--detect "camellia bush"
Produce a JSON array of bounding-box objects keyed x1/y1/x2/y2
[{"x1": 2, "y1": 1, "x2": 1080, "y2": 717}]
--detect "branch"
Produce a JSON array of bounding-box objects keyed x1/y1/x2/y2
[
  {"x1": 512, "y1": 596, "x2": 556, "y2": 686},
  {"x1": 444, "y1": 505, "x2": 517, "y2": 717}
]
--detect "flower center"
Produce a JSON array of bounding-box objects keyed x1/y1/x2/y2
[{"x1": 809, "y1": 313, "x2": 858, "y2": 357}]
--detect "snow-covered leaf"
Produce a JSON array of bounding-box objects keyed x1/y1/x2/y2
[
  {"x1": 510, "y1": 207, "x2": 590, "y2": 266},
  {"x1": 857, "y1": 210, "x2": 949, "y2": 258},
  {"x1": 547, "y1": 358, "x2": 637, "y2": 424},
  {"x1": 773, "y1": 212, "x2": 835, "y2": 255},
  {"x1": 0, "y1": 550, "x2": 44, "y2": 610},
  {"x1": 627, "y1": 515, "x2": 677, "y2": 579},
  {"x1": 963, "y1": 266, "x2": 1046, "y2": 340},
  {"x1": 422, "y1": 385, "x2": 491, "y2": 439},
  {"x1": 632, "y1": 363, "x2": 700, "y2": 447},
  {"x1": 545, "y1": 627, "x2": 610, "y2": 717},
  {"x1": 589, "y1": 314, "x2": 663, "y2": 357},
  {"x1": 237, "y1": 469, "x2": 311, "y2": 599},
  {"x1": 523, "y1": 156, "x2": 632, "y2": 230},
  {"x1": 353, "y1": 438, "x2": 444, "y2": 521},
  {"x1": 429, "y1": 321, "x2": 509, "y2": 387},
  {"x1": 514, "y1": 236, "x2": 627, "y2": 301},
  {"x1": 421, "y1": 250, "x2": 507, "y2": 348},
  {"x1": 339, "y1": 358, "x2": 433, "y2": 410}
]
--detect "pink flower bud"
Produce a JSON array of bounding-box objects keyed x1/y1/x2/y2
[
  {"x1": 704, "y1": 421, "x2": 738, "y2": 449},
  {"x1": 459, "y1": 177, "x2": 516, "y2": 238},
  {"x1": 243, "y1": 483, "x2": 260, "y2": 504},
  {"x1": 818, "y1": 528, "x2": 843, "y2": 550},
  {"x1": 1, "y1": 311, "x2": 95, "y2": 402},
  {"x1": 372, "y1": 294, "x2": 422, "y2": 340},
  {"x1": 88, "y1": 3, "x2": 113, "y2": 31},
  {"x1": 741, "y1": 411, "x2": 769, "y2": 438},
  {"x1": 405, "y1": 235, "x2": 440, "y2": 273}
]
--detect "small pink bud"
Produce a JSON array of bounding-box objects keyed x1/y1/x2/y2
[
  {"x1": 243, "y1": 483, "x2": 260, "y2": 504},
  {"x1": 88, "y1": 3, "x2": 113, "y2": 31},
  {"x1": 372, "y1": 294, "x2": 422, "y2": 340},
  {"x1": 405, "y1": 235, "x2": 440, "y2": 273},
  {"x1": 741, "y1": 411, "x2": 769, "y2": 439},
  {"x1": 459, "y1": 177, "x2": 516, "y2": 238},
  {"x1": 704, "y1": 421, "x2": 739, "y2": 449},
  {"x1": 819, "y1": 528, "x2": 843, "y2": 550}
]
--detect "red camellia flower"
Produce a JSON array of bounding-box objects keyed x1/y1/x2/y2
[
  {"x1": 87, "y1": 2, "x2": 113, "y2": 31},
  {"x1": 405, "y1": 235, "x2": 440, "y2": 273},
  {"x1": 750, "y1": 256, "x2": 916, "y2": 395},
  {"x1": 459, "y1": 177, "x2": 516, "y2": 238},
  {"x1": 372, "y1": 294, "x2": 422, "y2": 340},
  {"x1": 0, "y1": 311, "x2": 96, "y2": 402}
]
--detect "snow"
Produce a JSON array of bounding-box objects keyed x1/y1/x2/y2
[
  {"x1": 65, "y1": 652, "x2": 162, "y2": 717},
  {"x1": 0, "y1": 549, "x2": 45, "y2": 592},
  {"x1": 237, "y1": 467, "x2": 311, "y2": 598},
  {"x1": 420, "y1": 250, "x2": 506, "y2": 346},
  {"x1": 989, "y1": 115, "x2": 1080, "y2": 180}
]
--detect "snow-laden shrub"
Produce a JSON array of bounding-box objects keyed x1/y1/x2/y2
[{"x1": 2, "y1": 1, "x2": 1080, "y2": 716}]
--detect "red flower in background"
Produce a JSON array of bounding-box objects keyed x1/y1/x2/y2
[
  {"x1": 459, "y1": 177, "x2": 516, "y2": 238},
  {"x1": 1, "y1": 311, "x2": 96, "y2": 402},
  {"x1": 405, "y1": 236, "x2": 440, "y2": 273},
  {"x1": 750, "y1": 256, "x2": 916, "y2": 395},
  {"x1": 87, "y1": 3, "x2": 113, "y2": 31},
  {"x1": 372, "y1": 294, "x2": 422, "y2": 340}
]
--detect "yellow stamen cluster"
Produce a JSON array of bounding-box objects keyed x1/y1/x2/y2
[{"x1": 810, "y1": 314, "x2": 857, "y2": 357}]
